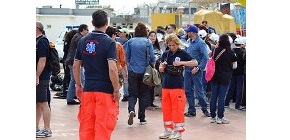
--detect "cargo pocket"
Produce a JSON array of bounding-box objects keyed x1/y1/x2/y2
[
  {"x1": 176, "y1": 92, "x2": 186, "y2": 115},
  {"x1": 106, "y1": 102, "x2": 118, "y2": 130}
]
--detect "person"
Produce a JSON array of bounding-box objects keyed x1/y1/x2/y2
[
  {"x1": 105, "y1": 26, "x2": 127, "y2": 89},
  {"x1": 183, "y1": 25, "x2": 210, "y2": 117},
  {"x1": 54, "y1": 29, "x2": 78, "y2": 99},
  {"x1": 36, "y1": 21, "x2": 52, "y2": 138},
  {"x1": 124, "y1": 22, "x2": 155, "y2": 125},
  {"x1": 202, "y1": 20, "x2": 216, "y2": 34},
  {"x1": 147, "y1": 30, "x2": 162, "y2": 109},
  {"x1": 209, "y1": 34, "x2": 237, "y2": 124},
  {"x1": 158, "y1": 34, "x2": 198, "y2": 139},
  {"x1": 166, "y1": 24, "x2": 176, "y2": 34},
  {"x1": 225, "y1": 37, "x2": 246, "y2": 110},
  {"x1": 73, "y1": 10, "x2": 120, "y2": 140},
  {"x1": 65, "y1": 24, "x2": 89, "y2": 105},
  {"x1": 116, "y1": 27, "x2": 130, "y2": 102},
  {"x1": 116, "y1": 27, "x2": 129, "y2": 45}
]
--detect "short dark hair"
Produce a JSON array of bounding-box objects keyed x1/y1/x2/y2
[
  {"x1": 78, "y1": 24, "x2": 88, "y2": 32},
  {"x1": 92, "y1": 10, "x2": 108, "y2": 28},
  {"x1": 202, "y1": 20, "x2": 208, "y2": 24},
  {"x1": 134, "y1": 23, "x2": 148, "y2": 37},
  {"x1": 169, "y1": 24, "x2": 176, "y2": 30},
  {"x1": 105, "y1": 26, "x2": 117, "y2": 38}
]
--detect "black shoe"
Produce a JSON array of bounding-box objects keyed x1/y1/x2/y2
[
  {"x1": 67, "y1": 100, "x2": 80, "y2": 105},
  {"x1": 140, "y1": 119, "x2": 147, "y2": 125},
  {"x1": 128, "y1": 111, "x2": 135, "y2": 125},
  {"x1": 121, "y1": 96, "x2": 128, "y2": 102},
  {"x1": 203, "y1": 110, "x2": 210, "y2": 117},
  {"x1": 184, "y1": 112, "x2": 196, "y2": 117}
]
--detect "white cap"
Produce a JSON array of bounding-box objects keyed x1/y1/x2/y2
[
  {"x1": 240, "y1": 36, "x2": 246, "y2": 44},
  {"x1": 157, "y1": 33, "x2": 164, "y2": 42},
  {"x1": 228, "y1": 36, "x2": 233, "y2": 44},
  {"x1": 198, "y1": 30, "x2": 207, "y2": 38},
  {"x1": 209, "y1": 33, "x2": 219, "y2": 42},
  {"x1": 234, "y1": 37, "x2": 245, "y2": 45}
]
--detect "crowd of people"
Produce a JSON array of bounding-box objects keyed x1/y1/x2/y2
[{"x1": 36, "y1": 9, "x2": 246, "y2": 140}]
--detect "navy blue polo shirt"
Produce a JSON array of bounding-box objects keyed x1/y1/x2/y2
[
  {"x1": 36, "y1": 35, "x2": 51, "y2": 80},
  {"x1": 75, "y1": 30, "x2": 117, "y2": 94},
  {"x1": 161, "y1": 49, "x2": 193, "y2": 88}
]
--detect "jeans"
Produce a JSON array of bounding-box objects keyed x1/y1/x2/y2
[
  {"x1": 241, "y1": 74, "x2": 246, "y2": 106},
  {"x1": 210, "y1": 81, "x2": 230, "y2": 118},
  {"x1": 127, "y1": 71, "x2": 149, "y2": 120},
  {"x1": 184, "y1": 70, "x2": 208, "y2": 113},
  {"x1": 67, "y1": 65, "x2": 76, "y2": 102},
  {"x1": 122, "y1": 69, "x2": 129, "y2": 97},
  {"x1": 81, "y1": 67, "x2": 85, "y2": 88},
  {"x1": 225, "y1": 75, "x2": 244, "y2": 108}
]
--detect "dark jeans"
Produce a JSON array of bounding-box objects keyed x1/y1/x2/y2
[
  {"x1": 127, "y1": 71, "x2": 149, "y2": 120},
  {"x1": 241, "y1": 74, "x2": 246, "y2": 106},
  {"x1": 62, "y1": 63, "x2": 71, "y2": 93},
  {"x1": 225, "y1": 75, "x2": 244, "y2": 108},
  {"x1": 147, "y1": 86, "x2": 155, "y2": 107},
  {"x1": 210, "y1": 81, "x2": 230, "y2": 118}
]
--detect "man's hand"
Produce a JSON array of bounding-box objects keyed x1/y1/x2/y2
[
  {"x1": 76, "y1": 85, "x2": 83, "y2": 101},
  {"x1": 191, "y1": 67, "x2": 199, "y2": 75},
  {"x1": 113, "y1": 90, "x2": 121, "y2": 102}
]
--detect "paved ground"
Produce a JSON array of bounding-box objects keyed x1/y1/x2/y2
[{"x1": 37, "y1": 89, "x2": 246, "y2": 140}]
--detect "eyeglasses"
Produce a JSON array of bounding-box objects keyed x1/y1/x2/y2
[{"x1": 85, "y1": 29, "x2": 89, "y2": 31}]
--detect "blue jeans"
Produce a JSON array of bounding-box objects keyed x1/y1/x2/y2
[
  {"x1": 225, "y1": 75, "x2": 244, "y2": 108},
  {"x1": 67, "y1": 65, "x2": 76, "y2": 102},
  {"x1": 184, "y1": 70, "x2": 208, "y2": 113},
  {"x1": 210, "y1": 81, "x2": 230, "y2": 118},
  {"x1": 123, "y1": 79, "x2": 129, "y2": 97},
  {"x1": 81, "y1": 67, "x2": 85, "y2": 88},
  {"x1": 127, "y1": 71, "x2": 149, "y2": 120}
]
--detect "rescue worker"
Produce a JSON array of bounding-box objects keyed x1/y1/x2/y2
[
  {"x1": 73, "y1": 10, "x2": 120, "y2": 140},
  {"x1": 158, "y1": 34, "x2": 198, "y2": 139}
]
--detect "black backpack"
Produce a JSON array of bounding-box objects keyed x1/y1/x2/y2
[{"x1": 37, "y1": 35, "x2": 61, "y2": 76}]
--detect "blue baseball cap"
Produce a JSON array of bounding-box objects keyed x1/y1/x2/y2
[{"x1": 185, "y1": 25, "x2": 198, "y2": 33}]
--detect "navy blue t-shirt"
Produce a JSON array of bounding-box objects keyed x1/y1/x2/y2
[
  {"x1": 75, "y1": 31, "x2": 117, "y2": 94},
  {"x1": 36, "y1": 35, "x2": 51, "y2": 80},
  {"x1": 161, "y1": 49, "x2": 193, "y2": 88}
]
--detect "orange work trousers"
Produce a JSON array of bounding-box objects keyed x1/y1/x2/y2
[
  {"x1": 162, "y1": 88, "x2": 186, "y2": 132},
  {"x1": 78, "y1": 92, "x2": 119, "y2": 140}
]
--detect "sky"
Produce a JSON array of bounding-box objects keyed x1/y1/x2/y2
[{"x1": 36, "y1": 0, "x2": 159, "y2": 14}]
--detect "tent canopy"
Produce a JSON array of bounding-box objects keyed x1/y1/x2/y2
[{"x1": 222, "y1": 14, "x2": 236, "y2": 33}]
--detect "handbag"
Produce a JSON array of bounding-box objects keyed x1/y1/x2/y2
[
  {"x1": 205, "y1": 48, "x2": 226, "y2": 82},
  {"x1": 143, "y1": 40, "x2": 161, "y2": 86}
]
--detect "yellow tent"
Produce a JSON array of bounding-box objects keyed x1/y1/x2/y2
[
  {"x1": 193, "y1": 9, "x2": 210, "y2": 25},
  {"x1": 203, "y1": 10, "x2": 223, "y2": 34},
  {"x1": 222, "y1": 14, "x2": 236, "y2": 33}
]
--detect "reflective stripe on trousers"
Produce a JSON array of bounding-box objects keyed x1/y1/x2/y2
[{"x1": 78, "y1": 92, "x2": 119, "y2": 140}]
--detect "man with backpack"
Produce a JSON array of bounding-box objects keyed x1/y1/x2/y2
[{"x1": 36, "y1": 21, "x2": 52, "y2": 138}]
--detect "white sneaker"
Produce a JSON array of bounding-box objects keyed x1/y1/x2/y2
[
  {"x1": 159, "y1": 130, "x2": 173, "y2": 139},
  {"x1": 216, "y1": 117, "x2": 230, "y2": 124},
  {"x1": 168, "y1": 131, "x2": 182, "y2": 140},
  {"x1": 210, "y1": 117, "x2": 216, "y2": 123}
]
